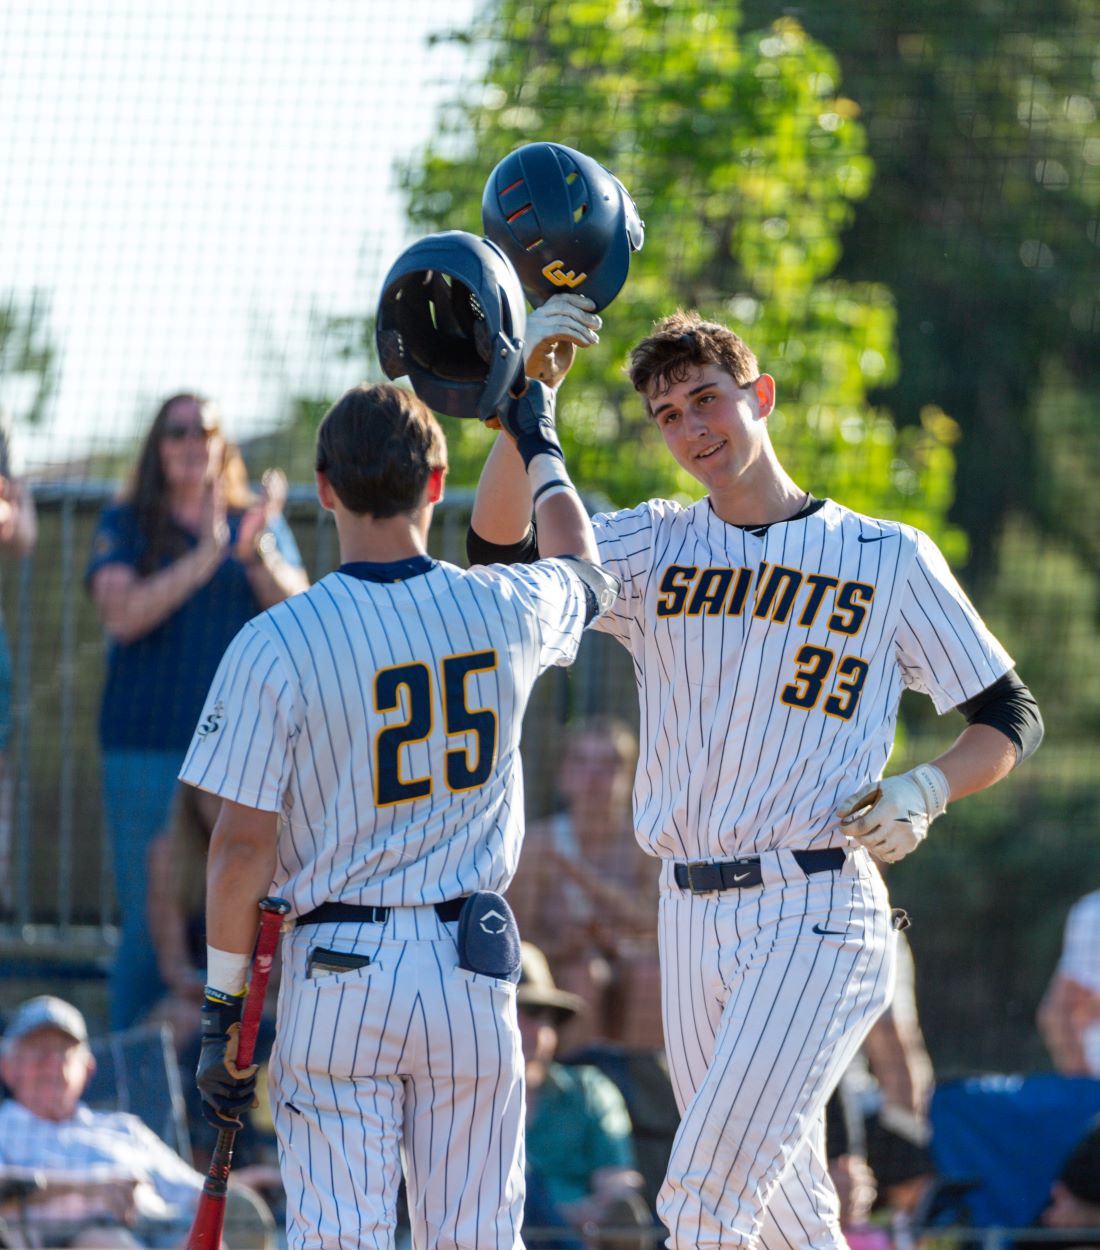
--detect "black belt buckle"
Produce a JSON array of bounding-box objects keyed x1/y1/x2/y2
[
  {"x1": 687, "y1": 862, "x2": 718, "y2": 892},
  {"x1": 676, "y1": 858, "x2": 764, "y2": 892},
  {"x1": 678, "y1": 861, "x2": 726, "y2": 892}
]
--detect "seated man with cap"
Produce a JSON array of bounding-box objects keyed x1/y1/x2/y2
[
  {"x1": 518, "y1": 943, "x2": 652, "y2": 1250},
  {"x1": 0, "y1": 995, "x2": 203, "y2": 1248}
]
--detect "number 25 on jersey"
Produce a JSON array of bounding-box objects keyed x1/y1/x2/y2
[{"x1": 374, "y1": 650, "x2": 499, "y2": 806}]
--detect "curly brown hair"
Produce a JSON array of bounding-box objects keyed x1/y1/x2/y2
[{"x1": 627, "y1": 311, "x2": 760, "y2": 414}]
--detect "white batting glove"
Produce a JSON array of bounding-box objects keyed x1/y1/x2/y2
[
  {"x1": 835, "y1": 764, "x2": 950, "y2": 864},
  {"x1": 524, "y1": 293, "x2": 602, "y2": 388}
]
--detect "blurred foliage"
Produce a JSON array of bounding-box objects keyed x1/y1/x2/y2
[
  {"x1": 741, "y1": 0, "x2": 1100, "y2": 577},
  {"x1": 888, "y1": 763, "x2": 1100, "y2": 1073},
  {"x1": 312, "y1": 0, "x2": 964, "y2": 554},
  {"x1": 0, "y1": 290, "x2": 57, "y2": 428}
]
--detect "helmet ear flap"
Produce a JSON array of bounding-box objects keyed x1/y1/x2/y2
[{"x1": 376, "y1": 231, "x2": 527, "y2": 420}]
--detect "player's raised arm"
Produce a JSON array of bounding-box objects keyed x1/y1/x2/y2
[
  {"x1": 470, "y1": 294, "x2": 600, "y2": 551},
  {"x1": 494, "y1": 380, "x2": 597, "y2": 563}
]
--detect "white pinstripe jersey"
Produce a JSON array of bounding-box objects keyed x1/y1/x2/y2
[
  {"x1": 179, "y1": 555, "x2": 592, "y2": 913},
  {"x1": 590, "y1": 496, "x2": 1013, "y2": 860}
]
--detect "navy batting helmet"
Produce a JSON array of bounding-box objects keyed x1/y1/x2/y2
[
  {"x1": 376, "y1": 231, "x2": 527, "y2": 422},
  {"x1": 481, "y1": 143, "x2": 644, "y2": 311}
]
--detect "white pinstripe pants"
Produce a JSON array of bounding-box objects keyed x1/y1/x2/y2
[
  {"x1": 656, "y1": 847, "x2": 896, "y2": 1250},
  {"x1": 269, "y1": 907, "x2": 526, "y2": 1250}
]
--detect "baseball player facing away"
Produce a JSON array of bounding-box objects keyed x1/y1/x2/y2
[
  {"x1": 468, "y1": 302, "x2": 1044, "y2": 1250},
  {"x1": 179, "y1": 379, "x2": 617, "y2": 1250}
]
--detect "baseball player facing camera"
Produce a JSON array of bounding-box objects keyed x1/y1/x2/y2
[
  {"x1": 468, "y1": 301, "x2": 1043, "y2": 1250},
  {"x1": 181, "y1": 361, "x2": 618, "y2": 1250}
]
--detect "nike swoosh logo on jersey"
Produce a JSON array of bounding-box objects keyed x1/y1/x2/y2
[
  {"x1": 856, "y1": 533, "x2": 895, "y2": 543},
  {"x1": 732, "y1": 872, "x2": 753, "y2": 882},
  {"x1": 812, "y1": 922, "x2": 847, "y2": 936}
]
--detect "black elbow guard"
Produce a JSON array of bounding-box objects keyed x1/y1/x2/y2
[
  {"x1": 466, "y1": 525, "x2": 540, "y2": 568},
  {"x1": 956, "y1": 670, "x2": 1043, "y2": 764}
]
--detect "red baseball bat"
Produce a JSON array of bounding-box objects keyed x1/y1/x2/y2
[{"x1": 185, "y1": 896, "x2": 291, "y2": 1250}]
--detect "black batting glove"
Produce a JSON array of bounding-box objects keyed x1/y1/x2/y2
[
  {"x1": 497, "y1": 380, "x2": 564, "y2": 469},
  {"x1": 196, "y1": 988, "x2": 259, "y2": 1130}
]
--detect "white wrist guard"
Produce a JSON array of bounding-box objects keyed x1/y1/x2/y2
[
  {"x1": 527, "y1": 453, "x2": 577, "y2": 506},
  {"x1": 206, "y1": 946, "x2": 250, "y2": 996},
  {"x1": 908, "y1": 763, "x2": 950, "y2": 820}
]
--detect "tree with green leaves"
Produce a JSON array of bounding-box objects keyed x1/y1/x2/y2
[
  {"x1": 741, "y1": 0, "x2": 1100, "y2": 576},
  {"x1": 0, "y1": 291, "x2": 56, "y2": 429},
  {"x1": 397, "y1": 0, "x2": 963, "y2": 554}
]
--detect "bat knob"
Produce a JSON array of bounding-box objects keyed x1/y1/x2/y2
[{"x1": 259, "y1": 897, "x2": 292, "y2": 916}]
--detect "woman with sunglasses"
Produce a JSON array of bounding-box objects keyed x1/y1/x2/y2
[{"x1": 85, "y1": 392, "x2": 308, "y2": 1030}]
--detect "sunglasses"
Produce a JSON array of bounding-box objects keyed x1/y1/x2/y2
[{"x1": 163, "y1": 423, "x2": 216, "y2": 443}]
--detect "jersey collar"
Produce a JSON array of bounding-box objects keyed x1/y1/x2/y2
[
  {"x1": 338, "y1": 555, "x2": 437, "y2": 583},
  {"x1": 709, "y1": 494, "x2": 826, "y2": 537}
]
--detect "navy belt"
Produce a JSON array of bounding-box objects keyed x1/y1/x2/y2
[
  {"x1": 673, "y1": 848, "x2": 845, "y2": 893},
  {"x1": 295, "y1": 898, "x2": 468, "y2": 927}
]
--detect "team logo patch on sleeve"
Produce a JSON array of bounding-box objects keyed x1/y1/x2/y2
[{"x1": 197, "y1": 701, "x2": 225, "y2": 737}]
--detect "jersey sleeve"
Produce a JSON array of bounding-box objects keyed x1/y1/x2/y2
[
  {"x1": 178, "y1": 621, "x2": 298, "y2": 811},
  {"x1": 894, "y1": 529, "x2": 1014, "y2": 713},
  {"x1": 84, "y1": 504, "x2": 141, "y2": 586},
  {"x1": 588, "y1": 503, "x2": 657, "y2": 642},
  {"x1": 1059, "y1": 893, "x2": 1100, "y2": 993},
  {"x1": 489, "y1": 558, "x2": 591, "y2": 672}
]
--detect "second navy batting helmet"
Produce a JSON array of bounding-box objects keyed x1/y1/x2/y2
[
  {"x1": 376, "y1": 231, "x2": 527, "y2": 422},
  {"x1": 481, "y1": 142, "x2": 644, "y2": 311}
]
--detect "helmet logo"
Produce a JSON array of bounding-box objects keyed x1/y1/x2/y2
[{"x1": 542, "y1": 259, "x2": 588, "y2": 289}]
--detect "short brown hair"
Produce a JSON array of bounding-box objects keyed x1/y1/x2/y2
[
  {"x1": 315, "y1": 383, "x2": 447, "y2": 518},
  {"x1": 628, "y1": 311, "x2": 760, "y2": 414}
]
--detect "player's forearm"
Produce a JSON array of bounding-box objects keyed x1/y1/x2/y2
[
  {"x1": 206, "y1": 802, "x2": 278, "y2": 956},
  {"x1": 927, "y1": 723, "x2": 1019, "y2": 802},
  {"x1": 533, "y1": 487, "x2": 599, "y2": 562},
  {"x1": 471, "y1": 433, "x2": 533, "y2": 545}
]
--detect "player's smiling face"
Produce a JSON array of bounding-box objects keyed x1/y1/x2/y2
[{"x1": 647, "y1": 365, "x2": 774, "y2": 492}]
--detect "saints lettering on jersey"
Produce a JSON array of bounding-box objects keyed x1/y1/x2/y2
[{"x1": 655, "y1": 561, "x2": 875, "y2": 721}]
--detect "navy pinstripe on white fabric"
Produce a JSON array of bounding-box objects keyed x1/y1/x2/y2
[
  {"x1": 181, "y1": 554, "x2": 596, "y2": 1250},
  {"x1": 588, "y1": 495, "x2": 1011, "y2": 1249},
  {"x1": 591, "y1": 498, "x2": 1012, "y2": 862}
]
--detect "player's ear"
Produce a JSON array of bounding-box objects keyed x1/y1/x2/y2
[
  {"x1": 315, "y1": 470, "x2": 336, "y2": 513},
  {"x1": 754, "y1": 374, "x2": 776, "y2": 419},
  {"x1": 426, "y1": 465, "x2": 446, "y2": 506}
]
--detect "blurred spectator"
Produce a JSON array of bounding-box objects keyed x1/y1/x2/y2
[
  {"x1": 827, "y1": 930, "x2": 935, "y2": 1235},
  {"x1": 1039, "y1": 888, "x2": 1100, "y2": 1075},
  {"x1": 518, "y1": 942, "x2": 652, "y2": 1250},
  {"x1": 143, "y1": 781, "x2": 279, "y2": 1169},
  {"x1": 0, "y1": 411, "x2": 36, "y2": 913},
  {"x1": 509, "y1": 718, "x2": 661, "y2": 1052},
  {"x1": 144, "y1": 782, "x2": 217, "y2": 1052},
  {"x1": 0, "y1": 995, "x2": 202, "y2": 1248},
  {"x1": 85, "y1": 393, "x2": 307, "y2": 1030},
  {"x1": 1040, "y1": 1115, "x2": 1100, "y2": 1244}
]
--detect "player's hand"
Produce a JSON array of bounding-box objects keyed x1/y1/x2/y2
[
  {"x1": 497, "y1": 379, "x2": 564, "y2": 469},
  {"x1": 524, "y1": 293, "x2": 601, "y2": 388},
  {"x1": 195, "y1": 989, "x2": 259, "y2": 1130},
  {"x1": 835, "y1": 764, "x2": 949, "y2": 864}
]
